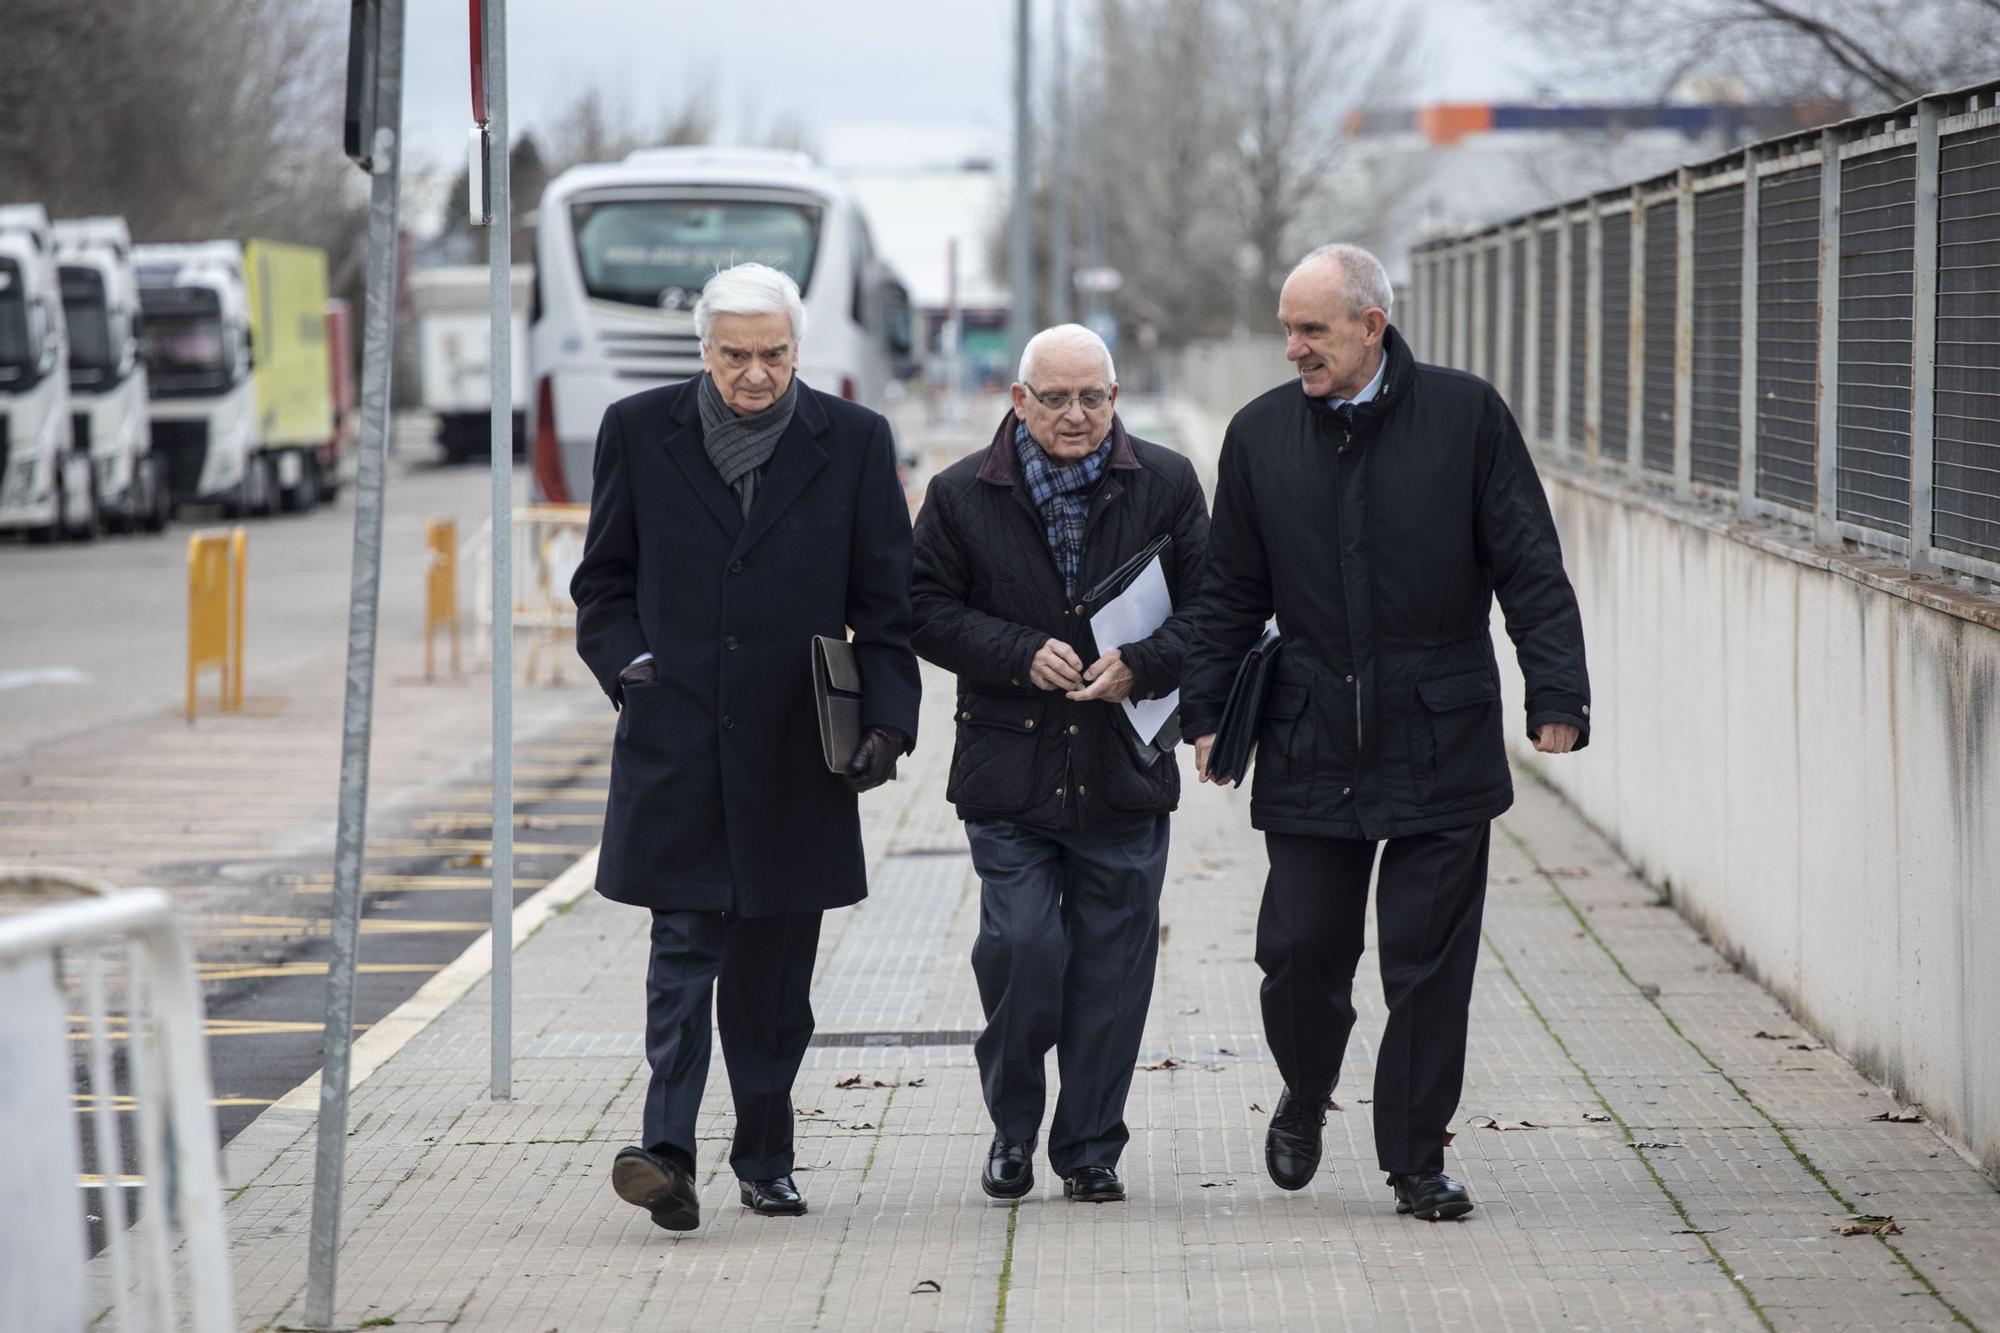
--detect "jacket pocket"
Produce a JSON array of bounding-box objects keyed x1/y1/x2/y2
[
  {"x1": 946, "y1": 691, "x2": 1047, "y2": 815},
  {"x1": 1412, "y1": 671, "x2": 1507, "y2": 805},
  {"x1": 1250, "y1": 683, "x2": 1312, "y2": 808}
]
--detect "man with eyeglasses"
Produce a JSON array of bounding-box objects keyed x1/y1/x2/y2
[{"x1": 911, "y1": 324, "x2": 1208, "y2": 1204}]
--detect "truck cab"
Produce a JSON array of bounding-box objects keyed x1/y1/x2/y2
[
  {"x1": 0, "y1": 204, "x2": 92, "y2": 541},
  {"x1": 55, "y1": 217, "x2": 168, "y2": 533}
]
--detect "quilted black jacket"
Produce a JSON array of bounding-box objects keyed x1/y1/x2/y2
[{"x1": 912, "y1": 412, "x2": 1209, "y2": 830}]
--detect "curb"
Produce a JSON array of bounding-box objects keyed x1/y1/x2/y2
[{"x1": 219, "y1": 846, "x2": 602, "y2": 1190}]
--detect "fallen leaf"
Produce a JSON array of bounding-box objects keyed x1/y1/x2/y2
[
  {"x1": 1868, "y1": 1110, "x2": 1924, "y2": 1124},
  {"x1": 1628, "y1": 1140, "x2": 1682, "y2": 1150},
  {"x1": 1327, "y1": 1099, "x2": 1343, "y2": 1112},
  {"x1": 1638, "y1": 983, "x2": 1662, "y2": 999},
  {"x1": 1753, "y1": 1031, "x2": 1793, "y2": 1041},
  {"x1": 1583, "y1": 1112, "x2": 1613, "y2": 1123},
  {"x1": 911, "y1": 1279, "x2": 942, "y2": 1294},
  {"x1": 1140, "y1": 1058, "x2": 1181, "y2": 1071},
  {"x1": 1178, "y1": 1007, "x2": 1202, "y2": 1016},
  {"x1": 1469, "y1": 1115, "x2": 1542, "y2": 1132},
  {"x1": 1441, "y1": 1130, "x2": 1454, "y2": 1147},
  {"x1": 1158, "y1": 924, "x2": 1171, "y2": 944},
  {"x1": 1218, "y1": 1047, "x2": 1237, "y2": 1056},
  {"x1": 446, "y1": 852, "x2": 489, "y2": 869},
  {"x1": 1788, "y1": 1044, "x2": 1815, "y2": 1052},
  {"x1": 844, "y1": 1121, "x2": 877, "y2": 1131},
  {"x1": 1671, "y1": 1227, "x2": 1729, "y2": 1236},
  {"x1": 1248, "y1": 1103, "x2": 1265, "y2": 1114},
  {"x1": 1197, "y1": 1180, "x2": 1234, "y2": 1188},
  {"x1": 1835, "y1": 1215, "x2": 1901, "y2": 1237},
  {"x1": 907, "y1": 1078, "x2": 926, "y2": 1088},
  {"x1": 835, "y1": 1075, "x2": 864, "y2": 1089}
]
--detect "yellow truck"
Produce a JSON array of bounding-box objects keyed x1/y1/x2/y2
[{"x1": 134, "y1": 239, "x2": 334, "y2": 514}]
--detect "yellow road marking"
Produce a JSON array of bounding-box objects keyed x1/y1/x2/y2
[
  {"x1": 291, "y1": 876, "x2": 548, "y2": 893},
  {"x1": 420, "y1": 812, "x2": 605, "y2": 830},
  {"x1": 68, "y1": 1017, "x2": 371, "y2": 1038},
  {"x1": 209, "y1": 918, "x2": 491, "y2": 938},
  {"x1": 73, "y1": 1095, "x2": 276, "y2": 1109}
]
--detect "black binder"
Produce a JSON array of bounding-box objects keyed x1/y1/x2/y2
[
  {"x1": 1080, "y1": 533, "x2": 1176, "y2": 767},
  {"x1": 811, "y1": 635, "x2": 864, "y2": 774},
  {"x1": 1205, "y1": 627, "x2": 1283, "y2": 787}
]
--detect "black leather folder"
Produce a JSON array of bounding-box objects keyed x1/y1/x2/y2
[
  {"x1": 1206, "y1": 627, "x2": 1283, "y2": 787},
  {"x1": 811, "y1": 635, "x2": 863, "y2": 773}
]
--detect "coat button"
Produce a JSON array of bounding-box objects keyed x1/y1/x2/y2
[
  {"x1": 1074, "y1": 603, "x2": 1085, "y2": 616},
  {"x1": 729, "y1": 559, "x2": 744, "y2": 574},
  {"x1": 1056, "y1": 787, "x2": 1065, "y2": 797},
  {"x1": 724, "y1": 636, "x2": 739, "y2": 651},
  {"x1": 1023, "y1": 718, "x2": 1036, "y2": 730},
  {"x1": 1342, "y1": 786, "x2": 1352, "y2": 796},
  {"x1": 1067, "y1": 724, "x2": 1080, "y2": 735},
  {"x1": 961, "y1": 711, "x2": 973, "y2": 721},
  {"x1": 1345, "y1": 674, "x2": 1354, "y2": 683},
  {"x1": 1011, "y1": 677, "x2": 1021, "y2": 686},
  {"x1": 1077, "y1": 783, "x2": 1088, "y2": 796},
  {"x1": 723, "y1": 716, "x2": 736, "y2": 731}
]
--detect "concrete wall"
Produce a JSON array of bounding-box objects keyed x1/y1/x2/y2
[{"x1": 1498, "y1": 467, "x2": 2000, "y2": 1179}]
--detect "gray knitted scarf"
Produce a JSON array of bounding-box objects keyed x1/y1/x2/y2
[{"x1": 697, "y1": 371, "x2": 799, "y2": 516}]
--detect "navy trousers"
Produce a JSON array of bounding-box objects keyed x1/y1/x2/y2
[
  {"x1": 1256, "y1": 822, "x2": 1491, "y2": 1175},
  {"x1": 965, "y1": 814, "x2": 1169, "y2": 1176},
  {"x1": 640, "y1": 908, "x2": 821, "y2": 1181}
]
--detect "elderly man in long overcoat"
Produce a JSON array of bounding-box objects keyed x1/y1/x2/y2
[
  {"x1": 572, "y1": 262, "x2": 920, "y2": 1231},
  {"x1": 1183, "y1": 243, "x2": 1590, "y2": 1222}
]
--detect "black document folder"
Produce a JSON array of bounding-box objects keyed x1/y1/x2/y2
[{"x1": 1205, "y1": 627, "x2": 1283, "y2": 788}]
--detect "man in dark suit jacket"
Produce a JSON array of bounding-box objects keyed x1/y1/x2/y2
[
  {"x1": 1183, "y1": 244, "x2": 1589, "y2": 1221},
  {"x1": 912, "y1": 324, "x2": 1209, "y2": 1205},
  {"x1": 571, "y1": 263, "x2": 921, "y2": 1232}
]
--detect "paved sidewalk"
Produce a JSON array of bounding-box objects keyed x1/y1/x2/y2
[{"x1": 130, "y1": 669, "x2": 2000, "y2": 1331}]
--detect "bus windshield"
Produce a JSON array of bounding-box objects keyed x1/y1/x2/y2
[
  {"x1": 0, "y1": 260, "x2": 31, "y2": 384},
  {"x1": 570, "y1": 197, "x2": 821, "y2": 311},
  {"x1": 61, "y1": 266, "x2": 116, "y2": 384}
]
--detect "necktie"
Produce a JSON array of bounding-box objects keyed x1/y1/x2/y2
[{"x1": 1332, "y1": 401, "x2": 1357, "y2": 431}]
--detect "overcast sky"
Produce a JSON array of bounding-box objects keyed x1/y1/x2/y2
[{"x1": 400, "y1": 0, "x2": 1547, "y2": 181}]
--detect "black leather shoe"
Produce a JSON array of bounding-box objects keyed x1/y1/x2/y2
[
  {"x1": 981, "y1": 1136, "x2": 1035, "y2": 1199},
  {"x1": 611, "y1": 1146, "x2": 700, "y2": 1232},
  {"x1": 1265, "y1": 1088, "x2": 1327, "y2": 1191},
  {"x1": 1062, "y1": 1166, "x2": 1126, "y2": 1203},
  {"x1": 1390, "y1": 1171, "x2": 1474, "y2": 1220},
  {"x1": 739, "y1": 1174, "x2": 808, "y2": 1216}
]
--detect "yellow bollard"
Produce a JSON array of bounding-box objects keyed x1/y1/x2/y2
[
  {"x1": 187, "y1": 526, "x2": 247, "y2": 720},
  {"x1": 425, "y1": 517, "x2": 459, "y2": 681}
]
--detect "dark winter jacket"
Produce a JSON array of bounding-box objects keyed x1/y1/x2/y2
[
  {"x1": 912, "y1": 412, "x2": 1209, "y2": 830},
  {"x1": 1181, "y1": 325, "x2": 1590, "y2": 840},
  {"x1": 571, "y1": 377, "x2": 922, "y2": 916}
]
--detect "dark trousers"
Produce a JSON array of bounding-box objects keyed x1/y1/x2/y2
[
  {"x1": 1257, "y1": 822, "x2": 1491, "y2": 1175},
  {"x1": 965, "y1": 814, "x2": 1168, "y2": 1176},
  {"x1": 640, "y1": 908, "x2": 821, "y2": 1181}
]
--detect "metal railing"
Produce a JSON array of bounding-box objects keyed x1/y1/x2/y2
[
  {"x1": 1408, "y1": 78, "x2": 2000, "y2": 587},
  {"x1": 0, "y1": 875, "x2": 234, "y2": 1331}
]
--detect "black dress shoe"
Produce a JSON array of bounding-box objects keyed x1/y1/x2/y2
[
  {"x1": 611, "y1": 1146, "x2": 700, "y2": 1232},
  {"x1": 739, "y1": 1174, "x2": 808, "y2": 1216},
  {"x1": 1062, "y1": 1166, "x2": 1126, "y2": 1203},
  {"x1": 1265, "y1": 1088, "x2": 1326, "y2": 1191},
  {"x1": 981, "y1": 1136, "x2": 1035, "y2": 1200},
  {"x1": 1390, "y1": 1171, "x2": 1474, "y2": 1220}
]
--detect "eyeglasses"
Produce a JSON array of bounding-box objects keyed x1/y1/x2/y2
[{"x1": 1023, "y1": 383, "x2": 1113, "y2": 411}]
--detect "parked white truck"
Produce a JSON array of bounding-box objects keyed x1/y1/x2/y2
[
  {"x1": 408, "y1": 264, "x2": 530, "y2": 462},
  {"x1": 134, "y1": 239, "x2": 332, "y2": 515},
  {"x1": 54, "y1": 217, "x2": 168, "y2": 533},
  {"x1": 0, "y1": 205, "x2": 94, "y2": 541}
]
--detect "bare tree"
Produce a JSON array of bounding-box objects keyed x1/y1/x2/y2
[{"x1": 1508, "y1": 0, "x2": 2000, "y2": 110}]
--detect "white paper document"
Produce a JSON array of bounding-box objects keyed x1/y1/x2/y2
[{"x1": 1089, "y1": 553, "x2": 1179, "y2": 746}]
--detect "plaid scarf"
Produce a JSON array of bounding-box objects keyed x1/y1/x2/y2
[{"x1": 1015, "y1": 419, "x2": 1110, "y2": 598}]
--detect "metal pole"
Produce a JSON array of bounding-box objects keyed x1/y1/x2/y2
[
  {"x1": 1047, "y1": 0, "x2": 1069, "y2": 327},
  {"x1": 1008, "y1": 0, "x2": 1033, "y2": 364},
  {"x1": 305, "y1": 0, "x2": 403, "y2": 1324},
  {"x1": 485, "y1": 0, "x2": 515, "y2": 1103}
]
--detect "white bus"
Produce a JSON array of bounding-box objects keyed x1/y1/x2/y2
[{"x1": 528, "y1": 146, "x2": 913, "y2": 504}]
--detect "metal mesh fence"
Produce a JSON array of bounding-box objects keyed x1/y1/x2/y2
[
  {"x1": 1508, "y1": 234, "x2": 1528, "y2": 415},
  {"x1": 1691, "y1": 184, "x2": 1745, "y2": 486},
  {"x1": 1642, "y1": 200, "x2": 1678, "y2": 473},
  {"x1": 1482, "y1": 244, "x2": 1501, "y2": 383},
  {"x1": 1755, "y1": 164, "x2": 1822, "y2": 511},
  {"x1": 1599, "y1": 212, "x2": 1632, "y2": 464},
  {"x1": 1568, "y1": 219, "x2": 1589, "y2": 456},
  {"x1": 1536, "y1": 227, "x2": 1559, "y2": 440},
  {"x1": 1935, "y1": 123, "x2": 2000, "y2": 566},
  {"x1": 1835, "y1": 142, "x2": 1917, "y2": 537}
]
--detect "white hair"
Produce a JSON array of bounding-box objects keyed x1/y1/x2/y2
[
  {"x1": 1017, "y1": 323, "x2": 1117, "y2": 386},
  {"x1": 1294, "y1": 243, "x2": 1395, "y2": 319},
  {"x1": 693, "y1": 262, "x2": 807, "y2": 347}
]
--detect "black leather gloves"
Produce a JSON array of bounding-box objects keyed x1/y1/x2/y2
[
  {"x1": 616, "y1": 657, "x2": 657, "y2": 707},
  {"x1": 844, "y1": 725, "x2": 907, "y2": 794}
]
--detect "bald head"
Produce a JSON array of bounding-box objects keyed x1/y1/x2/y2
[{"x1": 1279, "y1": 243, "x2": 1392, "y2": 401}]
